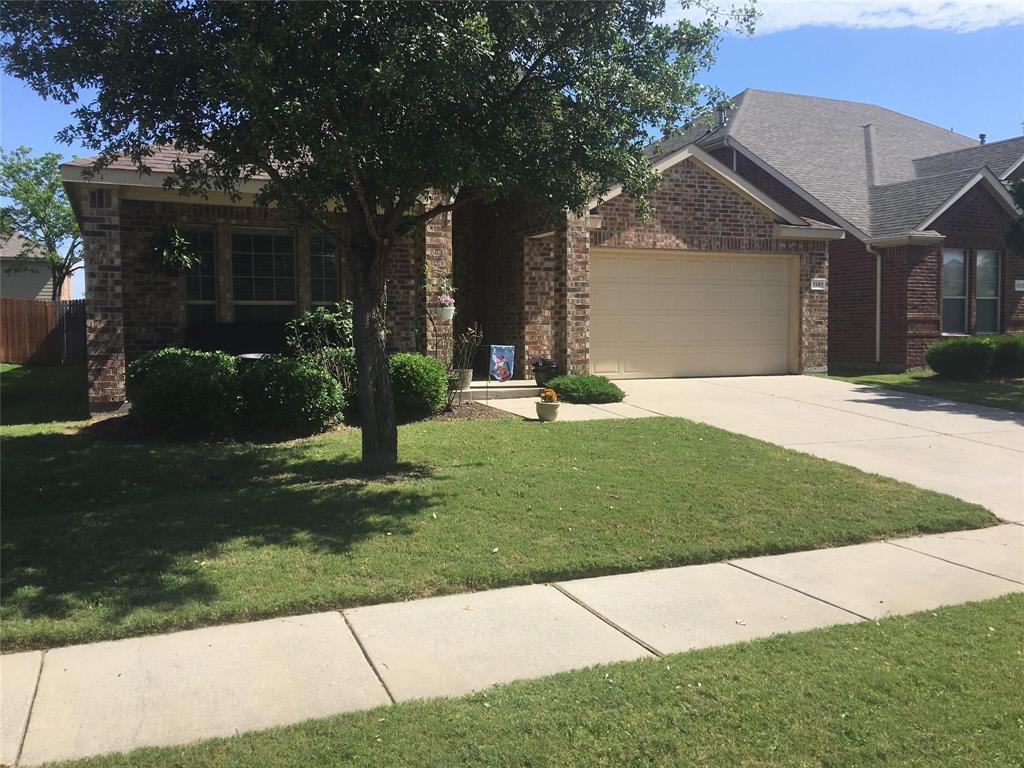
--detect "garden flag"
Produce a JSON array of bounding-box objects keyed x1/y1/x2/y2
[{"x1": 489, "y1": 345, "x2": 514, "y2": 382}]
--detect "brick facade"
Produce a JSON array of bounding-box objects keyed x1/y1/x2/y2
[{"x1": 79, "y1": 191, "x2": 451, "y2": 409}]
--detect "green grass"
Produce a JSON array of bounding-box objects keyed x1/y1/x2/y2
[
  {"x1": 1, "y1": 378, "x2": 996, "y2": 651},
  {"x1": 55, "y1": 595, "x2": 1024, "y2": 767},
  {"x1": 1, "y1": 363, "x2": 89, "y2": 425},
  {"x1": 834, "y1": 370, "x2": 1024, "y2": 413}
]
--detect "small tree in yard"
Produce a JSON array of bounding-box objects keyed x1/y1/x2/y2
[
  {"x1": 1, "y1": 147, "x2": 83, "y2": 301},
  {"x1": 0, "y1": 0, "x2": 752, "y2": 471}
]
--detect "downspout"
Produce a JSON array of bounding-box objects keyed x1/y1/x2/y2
[{"x1": 868, "y1": 245, "x2": 881, "y2": 364}]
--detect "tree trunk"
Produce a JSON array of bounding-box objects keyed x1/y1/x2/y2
[
  {"x1": 51, "y1": 269, "x2": 62, "y2": 301},
  {"x1": 348, "y1": 218, "x2": 399, "y2": 473}
]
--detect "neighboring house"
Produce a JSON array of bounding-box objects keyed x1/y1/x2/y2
[
  {"x1": 656, "y1": 89, "x2": 1024, "y2": 371},
  {"x1": 0, "y1": 231, "x2": 71, "y2": 301}
]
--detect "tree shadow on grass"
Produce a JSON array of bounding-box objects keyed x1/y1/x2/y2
[
  {"x1": 1, "y1": 427, "x2": 443, "y2": 646},
  {"x1": 0, "y1": 364, "x2": 90, "y2": 425}
]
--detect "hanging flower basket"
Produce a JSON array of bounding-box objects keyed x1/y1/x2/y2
[{"x1": 430, "y1": 293, "x2": 455, "y2": 322}]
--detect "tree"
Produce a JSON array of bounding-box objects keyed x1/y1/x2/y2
[
  {"x1": 0, "y1": 146, "x2": 83, "y2": 300},
  {"x1": 0, "y1": 0, "x2": 751, "y2": 471},
  {"x1": 1007, "y1": 179, "x2": 1024, "y2": 255}
]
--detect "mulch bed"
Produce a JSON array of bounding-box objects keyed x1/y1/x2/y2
[{"x1": 426, "y1": 401, "x2": 516, "y2": 422}]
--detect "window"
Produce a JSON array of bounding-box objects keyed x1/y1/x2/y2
[
  {"x1": 941, "y1": 248, "x2": 967, "y2": 334},
  {"x1": 231, "y1": 231, "x2": 295, "y2": 322},
  {"x1": 183, "y1": 230, "x2": 216, "y2": 326},
  {"x1": 975, "y1": 250, "x2": 1000, "y2": 334},
  {"x1": 310, "y1": 236, "x2": 340, "y2": 304}
]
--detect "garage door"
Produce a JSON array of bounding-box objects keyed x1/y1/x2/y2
[{"x1": 590, "y1": 249, "x2": 796, "y2": 378}]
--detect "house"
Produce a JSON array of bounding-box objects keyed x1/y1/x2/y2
[
  {"x1": 61, "y1": 89, "x2": 1022, "y2": 412},
  {"x1": 64, "y1": 141, "x2": 840, "y2": 410},
  {"x1": 656, "y1": 89, "x2": 1024, "y2": 371},
  {"x1": 1, "y1": 231, "x2": 71, "y2": 300}
]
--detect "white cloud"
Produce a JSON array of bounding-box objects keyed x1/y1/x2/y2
[{"x1": 663, "y1": 0, "x2": 1024, "y2": 34}]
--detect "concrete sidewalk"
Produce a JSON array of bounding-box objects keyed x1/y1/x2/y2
[
  {"x1": 486, "y1": 376, "x2": 1024, "y2": 523},
  {"x1": 2, "y1": 524, "x2": 1021, "y2": 766}
]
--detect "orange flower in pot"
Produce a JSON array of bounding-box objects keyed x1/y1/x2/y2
[{"x1": 536, "y1": 388, "x2": 559, "y2": 421}]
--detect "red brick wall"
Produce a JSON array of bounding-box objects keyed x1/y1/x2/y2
[
  {"x1": 933, "y1": 183, "x2": 1024, "y2": 337},
  {"x1": 80, "y1": 195, "x2": 436, "y2": 408}
]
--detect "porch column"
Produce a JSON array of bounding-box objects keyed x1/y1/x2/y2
[
  {"x1": 81, "y1": 186, "x2": 126, "y2": 411},
  {"x1": 554, "y1": 214, "x2": 591, "y2": 374}
]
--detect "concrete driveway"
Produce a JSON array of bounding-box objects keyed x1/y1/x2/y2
[{"x1": 615, "y1": 376, "x2": 1023, "y2": 524}]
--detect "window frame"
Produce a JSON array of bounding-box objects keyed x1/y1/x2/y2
[
  {"x1": 309, "y1": 236, "x2": 341, "y2": 305},
  {"x1": 974, "y1": 249, "x2": 1000, "y2": 335},
  {"x1": 941, "y1": 248, "x2": 969, "y2": 336},
  {"x1": 230, "y1": 228, "x2": 297, "y2": 317},
  {"x1": 181, "y1": 228, "x2": 217, "y2": 326}
]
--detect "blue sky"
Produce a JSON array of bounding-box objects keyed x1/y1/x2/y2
[{"x1": 2, "y1": 3, "x2": 1023, "y2": 299}]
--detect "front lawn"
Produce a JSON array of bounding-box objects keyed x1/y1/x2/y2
[
  {"x1": 834, "y1": 370, "x2": 1024, "y2": 413},
  {"x1": 1, "y1": 402, "x2": 995, "y2": 650},
  {"x1": 1, "y1": 363, "x2": 89, "y2": 425},
  {"x1": 55, "y1": 595, "x2": 1024, "y2": 767}
]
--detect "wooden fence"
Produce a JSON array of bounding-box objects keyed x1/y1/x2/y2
[{"x1": 0, "y1": 298, "x2": 87, "y2": 366}]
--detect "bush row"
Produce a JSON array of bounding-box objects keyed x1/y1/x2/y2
[
  {"x1": 925, "y1": 334, "x2": 1024, "y2": 380},
  {"x1": 126, "y1": 346, "x2": 450, "y2": 439},
  {"x1": 127, "y1": 348, "x2": 343, "y2": 438}
]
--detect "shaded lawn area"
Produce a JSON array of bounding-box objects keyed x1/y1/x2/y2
[
  {"x1": 1, "y1": 409, "x2": 996, "y2": 651},
  {"x1": 0, "y1": 363, "x2": 89, "y2": 425},
  {"x1": 57, "y1": 595, "x2": 1024, "y2": 767},
  {"x1": 833, "y1": 370, "x2": 1024, "y2": 413}
]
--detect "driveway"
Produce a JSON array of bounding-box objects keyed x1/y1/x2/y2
[{"x1": 618, "y1": 376, "x2": 1023, "y2": 523}]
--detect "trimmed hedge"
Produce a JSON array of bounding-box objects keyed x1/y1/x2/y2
[
  {"x1": 236, "y1": 357, "x2": 344, "y2": 437},
  {"x1": 310, "y1": 348, "x2": 447, "y2": 423},
  {"x1": 925, "y1": 334, "x2": 1024, "y2": 380},
  {"x1": 388, "y1": 353, "x2": 448, "y2": 421},
  {"x1": 988, "y1": 334, "x2": 1024, "y2": 378},
  {"x1": 127, "y1": 348, "x2": 343, "y2": 438},
  {"x1": 548, "y1": 374, "x2": 625, "y2": 404},
  {"x1": 126, "y1": 348, "x2": 238, "y2": 435}
]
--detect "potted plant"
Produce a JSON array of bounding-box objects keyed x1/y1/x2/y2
[
  {"x1": 451, "y1": 323, "x2": 483, "y2": 391},
  {"x1": 430, "y1": 276, "x2": 456, "y2": 322},
  {"x1": 536, "y1": 387, "x2": 559, "y2": 421},
  {"x1": 529, "y1": 356, "x2": 559, "y2": 386}
]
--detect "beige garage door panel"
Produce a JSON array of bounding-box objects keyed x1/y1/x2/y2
[{"x1": 591, "y1": 250, "x2": 794, "y2": 378}]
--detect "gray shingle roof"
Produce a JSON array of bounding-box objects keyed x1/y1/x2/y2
[{"x1": 657, "y1": 89, "x2": 1023, "y2": 239}]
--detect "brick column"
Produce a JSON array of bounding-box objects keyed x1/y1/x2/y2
[
  {"x1": 799, "y1": 246, "x2": 829, "y2": 372},
  {"x1": 296, "y1": 228, "x2": 311, "y2": 312},
  {"x1": 81, "y1": 186, "x2": 126, "y2": 411},
  {"x1": 523, "y1": 235, "x2": 556, "y2": 363},
  {"x1": 554, "y1": 213, "x2": 591, "y2": 374},
  {"x1": 215, "y1": 223, "x2": 233, "y2": 322},
  {"x1": 423, "y1": 203, "x2": 454, "y2": 360}
]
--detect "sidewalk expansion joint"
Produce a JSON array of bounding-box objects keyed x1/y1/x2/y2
[
  {"x1": 725, "y1": 562, "x2": 871, "y2": 622},
  {"x1": 340, "y1": 612, "x2": 396, "y2": 706},
  {"x1": 550, "y1": 583, "x2": 664, "y2": 658},
  {"x1": 884, "y1": 539, "x2": 1024, "y2": 586},
  {"x1": 15, "y1": 648, "x2": 46, "y2": 767}
]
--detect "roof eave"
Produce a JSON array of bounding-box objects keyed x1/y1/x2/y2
[
  {"x1": 866, "y1": 231, "x2": 946, "y2": 248},
  {"x1": 774, "y1": 223, "x2": 846, "y2": 241}
]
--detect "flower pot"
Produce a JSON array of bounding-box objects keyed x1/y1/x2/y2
[
  {"x1": 454, "y1": 368, "x2": 473, "y2": 390},
  {"x1": 431, "y1": 305, "x2": 455, "y2": 322},
  {"x1": 533, "y1": 363, "x2": 559, "y2": 386},
  {"x1": 536, "y1": 401, "x2": 560, "y2": 422}
]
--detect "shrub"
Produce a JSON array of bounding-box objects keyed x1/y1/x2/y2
[
  {"x1": 236, "y1": 356, "x2": 344, "y2": 437},
  {"x1": 987, "y1": 334, "x2": 1024, "y2": 378},
  {"x1": 126, "y1": 347, "x2": 238, "y2": 434},
  {"x1": 388, "y1": 353, "x2": 448, "y2": 421},
  {"x1": 286, "y1": 303, "x2": 353, "y2": 356},
  {"x1": 925, "y1": 337, "x2": 994, "y2": 380},
  {"x1": 548, "y1": 374, "x2": 625, "y2": 404}
]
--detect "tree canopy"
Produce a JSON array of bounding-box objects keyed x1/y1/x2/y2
[
  {"x1": 1, "y1": 0, "x2": 751, "y2": 468},
  {"x1": 0, "y1": 146, "x2": 83, "y2": 300}
]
